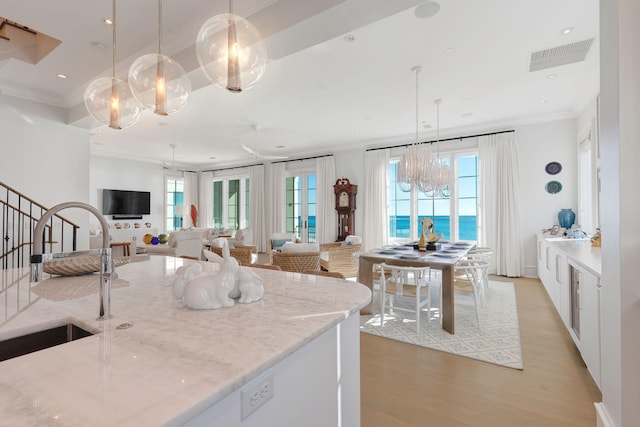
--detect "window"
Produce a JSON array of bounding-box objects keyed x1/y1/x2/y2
[
  {"x1": 285, "y1": 173, "x2": 316, "y2": 243},
  {"x1": 388, "y1": 153, "x2": 478, "y2": 242},
  {"x1": 212, "y1": 176, "x2": 250, "y2": 231},
  {"x1": 165, "y1": 178, "x2": 184, "y2": 231}
]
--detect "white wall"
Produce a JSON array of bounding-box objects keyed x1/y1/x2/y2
[
  {"x1": 515, "y1": 119, "x2": 578, "y2": 277},
  {"x1": 89, "y1": 156, "x2": 172, "y2": 233},
  {"x1": 0, "y1": 94, "x2": 91, "y2": 249},
  {"x1": 597, "y1": 0, "x2": 640, "y2": 425}
]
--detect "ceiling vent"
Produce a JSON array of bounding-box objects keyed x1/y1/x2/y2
[
  {"x1": 0, "y1": 17, "x2": 61, "y2": 64},
  {"x1": 529, "y1": 38, "x2": 595, "y2": 72}
]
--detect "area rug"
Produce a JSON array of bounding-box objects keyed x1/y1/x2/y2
[{"x1": 360, "y1": 280, "x2": 523, "y2": 370}]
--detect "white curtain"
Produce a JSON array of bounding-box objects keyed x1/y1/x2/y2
[
  {"x1": 315, "y1": 156, "x2": 337, "y2": 243},
  {"x1": 363, "y1": 149, "x2": 389, "y2": 251},
  {"x1": 199, "y1": 171, "x2": 214, "y2": 229},
  {"x1": 478, "y1": 133, "x2": 522, "y2": 277},
  {"x1": 249, "y1": 165, "x2": 267, "y2": 252},
  {"x1": 182, "y1": 171, "x2": 198, "y2": 227},
  {"x1": 270, "y1": 163, "x2": 286, "y2": 235}
]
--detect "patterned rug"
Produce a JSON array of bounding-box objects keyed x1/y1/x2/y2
[{"x1": 360, "y1": 280, "x2": 523, "y2": 369}]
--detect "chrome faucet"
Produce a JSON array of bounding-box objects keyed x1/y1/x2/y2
[{"x1": 30, "y1": 202, "x2": 113, "y2": 320}]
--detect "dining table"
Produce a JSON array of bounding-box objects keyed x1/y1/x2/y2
[{"x1": 357, "y1": 241, "x2": 475, "y2": 334}]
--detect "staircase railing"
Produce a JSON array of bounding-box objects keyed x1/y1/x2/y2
[{"x1": 0, "y1": 181, "x2": 79, "y2": 270}]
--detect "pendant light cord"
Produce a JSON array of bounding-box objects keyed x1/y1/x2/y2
[
  {"x1": 229, "y1": 0, "x2": 234, "y2": 14},
  {"x1": 158, "y1": 0, "x2": 162, "y2": 55},
  {"x1": 112, "y1": 0, "x2": 116, "y2": 79}
]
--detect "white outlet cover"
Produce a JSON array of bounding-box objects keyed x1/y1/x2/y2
[{"x1": 241, "y1": 371, "x2": 275, "y2": 420}]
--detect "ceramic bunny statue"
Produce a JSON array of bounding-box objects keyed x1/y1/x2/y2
[
  {"x1": 203, "y1": 246, "x2": 264, "y2": 303},
  {"x1": 179, "y1": 242, "x2": 239, "y2": 310},
  {"x1": 172, "y1": 263, "x2": 203, "y2": 299},
  {"x1": 236, "y1": 267, "x2": 265, "y2": 303}
]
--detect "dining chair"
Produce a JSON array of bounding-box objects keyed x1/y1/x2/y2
[
  {"x1": 454, "y1": 254, "x2": 490, "y2": 327},
  {"x1": 466, "y1": 247, "x2": 493, "y2": 295},
  {"x1": 377, "y1": 262, "x2": 433, "y2": 333}
]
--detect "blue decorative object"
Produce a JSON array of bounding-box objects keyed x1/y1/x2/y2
[
  {"x1": 558, "y1": 208, "x2": 576, "y2": 229},
  {"x1": 151, "y1": 236, "x2": 160, "y2": 245}
]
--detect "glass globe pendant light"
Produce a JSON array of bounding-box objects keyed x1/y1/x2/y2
[
  {"x1": 128, "y1": 0, "x2": 191, "y2": 115},
  {"x1": 84, "y1": 0, "x2": 141, "y2": 129},
  {"x1": 196, "y1": 0, "x2": 267, "y2": 92}
]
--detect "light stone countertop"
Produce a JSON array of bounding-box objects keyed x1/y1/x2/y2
[
  {"x1": 542, "y1": 235, "x2": 602, "y2": 276},
  {"x1": 0, "y1": 256, "x2": 371, "y2": 426}
]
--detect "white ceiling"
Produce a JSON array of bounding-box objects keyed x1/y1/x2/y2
[{"x1": 0, "y1": 0, "x2": 599, "y2": 169}]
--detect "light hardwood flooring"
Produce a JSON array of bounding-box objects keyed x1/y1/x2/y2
[{"x1": 360, "y1": 276, "x2": 602, "y2": 426}]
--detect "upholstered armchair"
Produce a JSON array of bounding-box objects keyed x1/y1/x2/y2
[
  {"x1": 208, "y1": 238, "x2": 255, "y2": 266},
  {"x1": 269, "y1": 232, "x2": 297, "y2": 252},
  {"x1": 227, "y1": 228, "x2": 257, "y2": 253},
  {"x1": 319, "y1": 235, "x2": 362, "y2": 278},
  {"x1": 271, "y1": 242, "x2": 321, "y2": 272}
]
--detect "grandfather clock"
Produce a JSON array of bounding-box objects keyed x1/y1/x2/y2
[{"x1": 334, "y1": 178, "x2": 357, "y2": 241}]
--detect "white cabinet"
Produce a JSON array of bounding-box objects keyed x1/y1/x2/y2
[
  {"x1": 573, "y1": 262, "x2": 601, "y2": 387},
  {"x1": 537, "y1": 233, "x2": 601, "y2": 389},
  {"x1": 109, "y1": 228, "x2": 158, "y2": 244}
]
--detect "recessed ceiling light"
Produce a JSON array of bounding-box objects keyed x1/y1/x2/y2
[
  {"x1": 560, "y1": 27, "x2": 574, "y2": 35},
  {"x1": 56, "y1": 73, "x2": 68, "y2": 79},
  {"x1": 547, "y1": 74, "x2": 557, "y2": 79},
  {"x1": 102, "y1": 18, "x2": 113, "y2": 26},
  {"x1": 344, "y1": 34, "x2": 355, "y2": 43},
  {"x1": 209, "y1": 156, "x2": 216, "y2": 160},
  {"x1": 415, "y1": 1, "x2": 441, "y2": 19},
  {"x1": 276, "y1": 145, "x2": 285, "y2": 149}
]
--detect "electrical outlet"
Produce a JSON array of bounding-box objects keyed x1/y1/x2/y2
[{"x1": 241, "y1": 372, "x2": 274, "y2": 420}]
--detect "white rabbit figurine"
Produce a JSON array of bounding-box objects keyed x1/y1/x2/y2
[
  {"x1": 172, "y1": 263, "x2": 203, "y2": 299},
  {"x1": 178, "y1": 241, "x2": 239, "y2": 310},
  {"x1": 236, "y1": 267, "x2": 265, "y2": 303}
]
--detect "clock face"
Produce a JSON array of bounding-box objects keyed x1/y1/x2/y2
[{"x1": 338, "y1": 191, "x2": 349, "y2": 207}]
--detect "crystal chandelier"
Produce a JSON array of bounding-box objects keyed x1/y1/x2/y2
[
  {"x1": 421, "y1": 99, "x2": 450, "y2": 198},
  {"x1": 397, "y1": 67, "x2": 450, "y2": 197}
]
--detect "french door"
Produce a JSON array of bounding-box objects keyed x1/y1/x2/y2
[{"x1": 285, "y1": 173, "x2": 316, "y2": 243}]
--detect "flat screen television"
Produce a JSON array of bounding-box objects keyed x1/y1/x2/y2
[{"x1": 102, "y1": 189, "x2": 151, "y2": 217}]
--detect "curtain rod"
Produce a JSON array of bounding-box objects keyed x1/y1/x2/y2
[
  {"x1": 366, "y1": 129, "x2": 515, "y2": 152},
  {"x1": 271, "y1": 153, "x2": 333, "y2": 164},
  {"x1": 202, "y1": 163, "x2": 264, "y2": 173}
]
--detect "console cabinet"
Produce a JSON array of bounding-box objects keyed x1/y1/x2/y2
[
  {"x1": 109, "y1": 228, "x2": 158, "y2": 244},
  {"x1": 536, "y1": 232, "x2": 601, "y2": 388}
]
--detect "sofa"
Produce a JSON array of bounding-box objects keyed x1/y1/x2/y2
[{"x1": 140, "y1": 230, "x2": 205, "y2": 259}]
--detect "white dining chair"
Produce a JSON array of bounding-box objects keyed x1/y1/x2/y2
[
  {"x1": 377, "y1": 263, "x2": 434, "y2": 333},
  {"x1": 454, "y1": 255, "x2": 490, "y2": 327}
]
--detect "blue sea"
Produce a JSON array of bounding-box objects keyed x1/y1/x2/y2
[
  {"x1": 302, "y1": 215, "x2": 476, "y2": 241},
  {"x1": 390, "y1": 215, "x2": 477, "y2": 240}
]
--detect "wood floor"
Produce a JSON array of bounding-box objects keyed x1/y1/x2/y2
[{"x1": 360, "y1": 276, "x2": 602, "y2": 427}]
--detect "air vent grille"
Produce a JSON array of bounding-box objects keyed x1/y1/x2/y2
[{"x1": 529, "y1": 38, "x2": 595, "y2": 72}]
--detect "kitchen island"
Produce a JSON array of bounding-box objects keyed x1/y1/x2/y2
[{"x1": 0, "y1": 256, "x2": 371, "y2": 426}]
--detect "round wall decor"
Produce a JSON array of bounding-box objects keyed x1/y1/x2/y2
[
  {"x1": 545, "y1": 180, "x2": 562, "y2": 194},
  {"x1": 545, "y1": 161, "x2": 562, "y2": 175}
]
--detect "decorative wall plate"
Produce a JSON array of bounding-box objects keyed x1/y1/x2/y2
[
  {"x1": 545, "y1": 180, "x2": 562, "y2": 194},
  {"x1": 545, "y1": 161, "x2": 562, "y2": 175}
]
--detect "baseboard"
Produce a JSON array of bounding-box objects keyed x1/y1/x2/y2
[
  {"x1": 523, "y1": 264, "x2": 538, "y2": 278},
  {"x1": 595, "y1": 402, "x2": 615, "y2": 427}
]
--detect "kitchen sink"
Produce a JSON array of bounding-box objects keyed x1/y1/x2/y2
[{"x1": 0, "y1": 324, "x2": 93, "y2": 362}]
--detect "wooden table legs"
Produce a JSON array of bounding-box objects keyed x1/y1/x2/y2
[{"x1": 357, "y1": 257, "x2": 455, "y2": 334}]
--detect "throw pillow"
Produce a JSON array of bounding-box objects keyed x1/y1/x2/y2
[
  {"x1": 340, "y1": 240, "x2": 352, "y2": 246},
  {"x1": 272, "y1": 239, "x2": 291, "y2": 250}
]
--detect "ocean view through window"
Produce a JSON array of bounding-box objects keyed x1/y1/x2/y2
[{"x1": 389, "y1": 153, "x2": 478, "y2": 241}]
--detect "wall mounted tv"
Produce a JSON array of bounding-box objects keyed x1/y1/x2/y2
[{"x1": 102, "y1": 189, "x2": 150, "y2": 219}]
